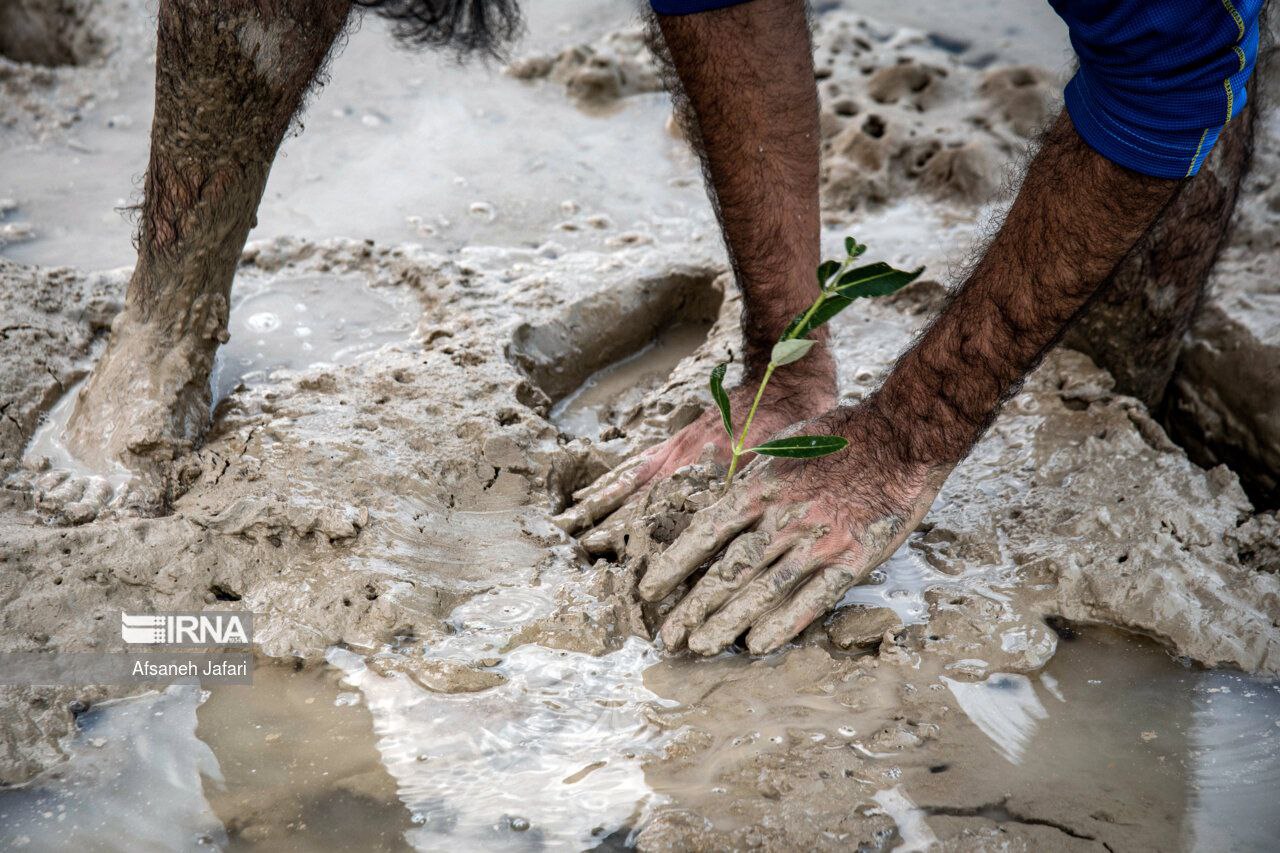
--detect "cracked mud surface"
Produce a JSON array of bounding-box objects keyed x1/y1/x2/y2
[{"x1": 0, "y1": 3, "x2": 1277, "y2": 851}]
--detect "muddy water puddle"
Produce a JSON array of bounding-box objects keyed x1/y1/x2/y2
[
  {"x1": 550, "y1": 319, "x2": 711, "y2": 439},
  {"x1": 210, "y1": 272, "x2": 418, "y2": 403},
  {"x1": 639, "y1": 629, "x2": 1279, "y2": 851},
  {"x1": 900, "y1": 630, "x2": 1280, "y2": 850},
  {"x1": 2, "y1": 629, "x2": 1276, "y2": 850}
]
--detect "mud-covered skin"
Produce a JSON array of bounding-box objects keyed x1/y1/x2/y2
[
  {"x1": 633, "y1": 406, "x2": 944, "y2": 656},
  {"x1": 1164, "y1": 31, "x2": 1280, "y2": 506},
  {"x1": 554, "y1": 365, "x2": 836, "y2": 537},
  {"x1": 1064, "y1": 104, "x2": 1256, "y2": 407},
  {"x1": 42, "y1": 0, "x2": 353, "y2": 518}
]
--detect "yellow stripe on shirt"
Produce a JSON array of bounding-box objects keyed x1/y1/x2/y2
[{"x1": 1221, "y1": 0, "x2": 1246, "y2": 40}]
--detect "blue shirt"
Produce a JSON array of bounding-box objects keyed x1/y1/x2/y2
[{"x1": 650, "y1": 0, "x2": 1265, "y2": 179}]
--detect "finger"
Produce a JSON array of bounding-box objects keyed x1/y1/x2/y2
[
  {"x1": 686, "y1": 539, "x2": 827, "y2": 656},
  {"x1": 743, "y1": 516, "x2": 915, "y2": 654},
  {"x1": 552, "y1": 447, "x2": 665, "y2": 534},
  {"x1": 637, "y1": 485, "x2": 763, "y2": 602},
  {"x1": 659, "y1": 529, "x2": 793, "y2": 651},
  {"x1": 34, "y1": 469, "x2": 70, "y2": 493},
  {"x1": 746, "y1": 557, "x2": 870, "y2": 655},
  {"x1": 579, "y1": 509, "x2": 630, "y2": 555}
]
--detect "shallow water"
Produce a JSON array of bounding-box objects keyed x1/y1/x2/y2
[
  {"x1": 22, "y1": 376, "x2": 130, "y2": 492},
  {"x1": 550, "y1": 319, "x2": 712, "y2": 440},
  {"x1": 3, "y1": 629, "x2": 1275, "y2": 850},
  {"x1": 210, "y1": 272, "x2": 417, "y2": 404},
  {"x1": 932, "y1": 629, "x2": 1280, "y2": 851}
]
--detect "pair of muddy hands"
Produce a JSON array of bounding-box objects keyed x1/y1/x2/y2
[{"x1": 555, "y1": 376, "x2": 942, "y2": 656}]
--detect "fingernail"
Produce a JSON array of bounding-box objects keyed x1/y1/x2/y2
[
  {"x1": 686, "y1": 630, "x2": 725, "y2": 657},
  {"x1": 659, "y1": 619, "x2": 689, "y2": 651},
  {"x1": 580, "y1": 526, "x2": 615, "y2": 555},
  {"x1": 550, "y1": 509, "x2": 580, "y2": 532}
]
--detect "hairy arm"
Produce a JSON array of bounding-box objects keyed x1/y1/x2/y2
[
  {"x1": 642, "y1": 111, "x2": 1183, "y2": 656},
  {"x1": 863, "y1": 111, "x2": 1179, "y2": 467},
  {"x1": 557, "y1": 0, "x2": 835, "y2": 533},
  {"x1": 653, "y1": 0, "x2": 831, "y2": 382}
]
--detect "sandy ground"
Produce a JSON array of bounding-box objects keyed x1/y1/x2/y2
[{"x1": 0, "y1": 1, "x2": 1278, "y2": 850}]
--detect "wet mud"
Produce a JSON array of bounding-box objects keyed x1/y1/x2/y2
[{"x1": 0, "y1": 2, "x2": 1277, "y2": 851}]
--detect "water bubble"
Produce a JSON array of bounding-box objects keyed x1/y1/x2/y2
[{"x1": 510, "y1": 817, "x2": 530, "y2": 832}]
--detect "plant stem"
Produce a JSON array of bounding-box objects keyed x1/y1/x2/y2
[
  {"x1": 723, "y1": 362, "x2": 775, "y2": 493},
  {"x1": 720, "y1": 257, "x2": 852, "y2": 493},
  {"x1": 785, "y1": 257, "x2": 850, "y2": 342}
]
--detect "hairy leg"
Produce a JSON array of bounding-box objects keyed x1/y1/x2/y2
[
  {"x1": 56, "y1": 0, "x2": 351, "y2": 514},
  {"x1": 1064, "y1": 105, "x2": 1255, "y2": 407}
]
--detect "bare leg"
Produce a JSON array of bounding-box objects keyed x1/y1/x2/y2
[
  {"x1": 55, "y1": 0, "x2": 350, "y2": 515},
  {"x1": 1064, "y1": 106, "x2": 1254, "y2": 407}
]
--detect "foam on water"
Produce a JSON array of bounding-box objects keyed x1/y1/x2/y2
[
  {"x1": 326, "y1": 522, "x2": 677, "y2": 850},
  {"x1": 330, "y1": 638, "x2": 670, "y2": 850}
]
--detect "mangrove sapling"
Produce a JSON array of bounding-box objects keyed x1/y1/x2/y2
[{"x1": 711, "y1": 236, "x2": 922, "y2": 493}]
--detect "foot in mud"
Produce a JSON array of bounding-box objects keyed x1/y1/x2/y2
[{"x1": 14, "y1": 306, "x2": 223, "y2": 524}]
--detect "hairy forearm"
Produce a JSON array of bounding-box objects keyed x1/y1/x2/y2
[
  {"x1": 653, "y1": 0, "x2": 829, "y2": 382},
  {"x1": 866, "y1": 112, "x2": 1179, "y2": 466}
]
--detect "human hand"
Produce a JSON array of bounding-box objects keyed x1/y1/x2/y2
[
  {"x1": 553, "y1": 357, "x2": 835, "y2": 538},
  {"x1": 639, "y1": 402, "x2": 948, "y2": 656}
]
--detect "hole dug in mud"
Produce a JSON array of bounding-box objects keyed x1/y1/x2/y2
[
  {"x1": 507, "y1": 269, "x2": 724, "y2": 441},
  {"x1": 0, "y1": 0, "x2": 102, "y2": 67}
]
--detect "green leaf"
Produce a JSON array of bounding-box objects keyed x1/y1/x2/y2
[
  {"x1": 770, "y1": 338, "x2": 816, "y2": 366},
  {"x1": 834, "y1": 262, "x2": 924, "y2": 298},
  {"x1": 816, "y1": 260, "x2": 840, "y2": 289},
  {"x1": 787, "y1": 292, "x2": 853, "y2": 339},
  {"x1": 748, "y1": 435, "x2": 849, "y2": 458},
  {"x1": 788, "y1": 255, "x2": 926, "y2": 340},
  {"x1": 844, "y1": 236, "x2": 856, "y2": 256},
  {"x1": 709, "y1": 362, "x2": 733, "y2": 438}
]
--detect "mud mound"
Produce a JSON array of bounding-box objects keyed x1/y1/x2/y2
[
  {"x1": 507, "y1": 27, "x2": 662, "y2": 109},
  {"x1": 814, "y1": 19, "x2": 1057, "y2": 212}
]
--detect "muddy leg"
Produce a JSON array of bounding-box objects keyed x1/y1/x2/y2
[
  {"x1": 1064, "y1": 105, "x2": 1255, "y2": 408},
  {"x1": 51, "y1": 0, "x2": 350, "y2": 517}
]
